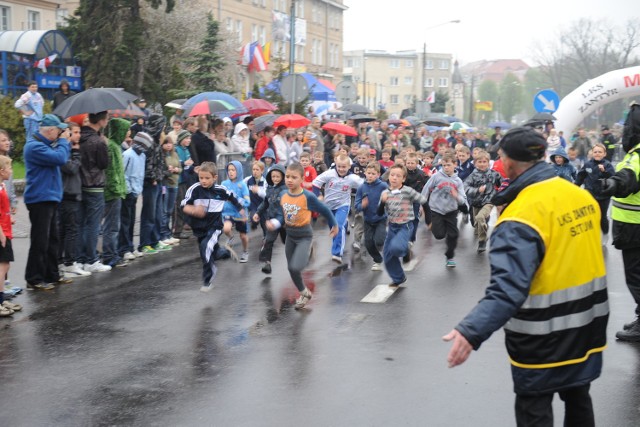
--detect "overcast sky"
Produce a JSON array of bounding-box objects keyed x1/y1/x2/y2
[{"x1": 343, "y1": 0, "x2": 638, "y2": 66}]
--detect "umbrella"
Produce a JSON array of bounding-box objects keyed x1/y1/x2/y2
[
  {"x1": 445, "y1": 116, "x2": 462, "y2": 123},
  {"x1": 164, "y1": 98, "x2": 186, "y2": 109},
  {"x1": 341, "y1": 103, "x2": 371, "y2": 114},
  {"x1": 450, "y1": 122, "x2": 471, "y2": 131},
  {"x1": 423, "y1": 116, "x2": 449, "y2": 126},
  {"x1": 322, "y1": 122, "x2": 358, "y2": 137},
  {"x1": 182, "y1": 91, "x2": 244, "y2": 113},
  {"x1": 386, "y1": 119, "x2": 410, "y2": 126},
  {"x1": 531, "y1": 112, "x2": 557, "y2": 121},
  {"x1": 253, "y1": 114, "x2": 279, "y2": 133},
  {"x1": 109, "y1": 102, "x2": 145, "y2": 119},
  {"x1": 349, "y1": 114, "x2": 376, "y2": 123},
  {"x1": 488, "y1": 121, "x2": 512, "y2": 129},
  {"x1": 53, "y1": 88, "x2": 138, "y2": 118},
  {"x1": 403, "y1": 116, "x2": 422, "y2": 127},
  {"x1": 242, "y1": 98, "x2": 277, "y2": 115},
  {"x1": 274, "y1": 114, "x2": 311, "y2": 128},
  {"x1": 187, "y1": 100, "x2": 247, "y2": 118}
]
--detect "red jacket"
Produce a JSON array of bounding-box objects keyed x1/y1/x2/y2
[{"x1": 254, "y1": 136, "x2": 277, "y2": 162}]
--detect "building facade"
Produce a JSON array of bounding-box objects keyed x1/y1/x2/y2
[
  {"x1": 343, "y1": 49, "x2": 454, "y2": 116},
  {"x1": 0, "y1": 0, "x2": 61, "y2": 31}
]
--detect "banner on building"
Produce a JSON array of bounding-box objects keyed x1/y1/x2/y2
[
  {"x1": 474, "y1": 101, "x2": 493, "y2": 111},
  {"x1": 272, "y1": 11, "x2": 306, "y2": 46}
]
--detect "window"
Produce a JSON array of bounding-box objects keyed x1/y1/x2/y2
[
  {"x1": 390, "y1": 59, "x2": 399, "y2": 68},
  {"x1": 390, "y1": 95, "x2": 399, "y2": 105},
  {"x1": 438, "y1": 77, "x2": 449, "y2": 87},
  {"x1": 404, "y1": 76, "x2": 413, "y2": 85},
  {"x1": 424, "y1": 78, "x2": 434, "y2": 88},
  {"x1": 27, "y1": 10, "x2": 40, "y2": 30},
  {"x1": 317, "y1": 39, "x2": 323, "y2": 65},
  {"x1": 296, "y1": 45, "x2": 305, "y2": 62},
  {"x1": 404, "y1": 95, "x2": 413, "y2": 105},
  {"x1": 346, "y1": 59, "x2": 353, "y2": 68},
  {"x1": 353, "y1": 59, "x2": 361, "y2": 68},
  {"x1": 390, "y1": 77, "x2": 399, "y2": 86},
  {"x1": 439, "y1": 59, "x2": 449, "y2": 70},
  {"x1": 225, "y1": 17, "x2": 233, "y2": 32},
  {"x1": 259, "y1": 26, "x2": 266, "y2": 45},
  {"x1": 274, "y1": 40, "x2": 286, "y2": 58},
  {"x1": 273, "y1": 0, "x2": 287, "y2": 12},
  {"x1": 56, "y1": 8, "x2": 69, "y2": 27},
  {"x1": 235, "y1": 20, "x2": 243, "y2": 44},
  {"x1": 425, "y1": 59, "x2": 433, "y2": 70},
  {"x1": 0, "y1": 6, "x2": 10, "y2": 30},
  {"x1": 296, "y1": 0, "x2": 304, "y2": 18},
  {"x1": 311, "y1": 3, "x2": 317, "y2": 22},
  {"x1": 405, "y1": 59, "x2": 414, "y2": 68},
  {"x1": 251, "y1": 24, "x2": 258, "y2": 42}
]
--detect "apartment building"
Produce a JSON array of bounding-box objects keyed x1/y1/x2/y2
[
  {"x1": 0, "y1": 0, "x2": 61, "y2": 31},
  {"x1": 343, "y1": 49, "x2": 454, "y2": 116}
]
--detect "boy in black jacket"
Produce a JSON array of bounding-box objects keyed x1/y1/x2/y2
[{"x1": 253, "y1": 164, "x2": 286, "y2": 274}]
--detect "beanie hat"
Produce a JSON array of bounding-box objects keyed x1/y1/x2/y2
[
  {"x1": 499, "y1": 127, "x2": 547, "y2": 162},
  {"x1": 133, "y1": 132, "x2": 153, "y2": 150},
  {"x1": 176, "y1": 130, "x2": 191, "y2": 144}
]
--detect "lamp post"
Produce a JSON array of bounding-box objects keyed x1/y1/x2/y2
[
  {"x1": 422, "y1": 20, "x2": 461, "y2": 101},
  {"x1": 363, "y1": 54, "x2": 367, "y2": 109}
]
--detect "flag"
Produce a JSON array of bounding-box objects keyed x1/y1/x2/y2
[
  {"x1": 251, "y1": 44, "x2": 267, "y2": 71},
  {"x1": 33, "y1": 54, "x2": 57, "y2": 72},
  {"x1": 426, "y1": 91, "x2": 436, "y2": 104},
  {"x1": 240, "y1": 43, "x2": 251, "y2": 66},
  {"x1": 263, "y1": 42, "x2": 271, "y2": 65}
]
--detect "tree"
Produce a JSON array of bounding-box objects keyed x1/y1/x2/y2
[
  {"x1": 477, "y1": 79, "x2": 499, "y2": 120},
  {"x1": 431, "y1": 90, "x2": 449, "y2": 114},
  {"x1": 522, "y1": 68, "x2": 551, "y2": 117},
  {"x1": 499, "y1": 73, "x2": 524, "y2": 123}
]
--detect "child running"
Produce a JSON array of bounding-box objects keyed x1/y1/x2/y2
[
  {"x1": 421, "y1": 152, "x2": 467, "y2": 268},
  {"x1": 270, "y1": 163, "x2": 338, "y2": 309},
  {"x1": 181, "y1": 162, "x2": 245, "y2": 292},
  {"x1": 221, "y1": 160, "x2": 251, "y2": 262},
  {"x1": 463, "y1": 150, "x2": 502, "y2": 253},
  {"x1": 254, "y1": 164, "x2": 287, "y2": 274},
  {"x1": 355, "y1": 162, "x2": 388, "y2": 271},
  {"x1": 378, "y1": 164, "x2": 429, "y2": 287},
  {"x1": 312, "y1": 154, "x2": 363, "y2": 263}
]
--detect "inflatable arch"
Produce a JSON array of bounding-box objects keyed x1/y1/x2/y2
[{"x1": 555, "y1": 65, "x2": 640, "y2": 135}]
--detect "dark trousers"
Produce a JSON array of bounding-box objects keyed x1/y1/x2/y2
[
  {"x1": 139, "y1": 184, "x2": 160, "y2": 249},
  {"x1": 514, "y1": 384, "x2": 594, "y2": 427},
  {"x1": 410, "y1": 202, "x2": 420, "y2": 242},
  {"x1": 364, "y1": 220, "x2": 386, "y2": 263},
  {"x1": 25, "y1": 202, "x2": 61, "y2": 285},
  {"x1": 58, "y1": 199, "x2": 80, "y2": 266},
  {"x1": 596, "y1": 198, "x2": 610, "y2": 235},
  {"x1": 198, "y1": 229, "x2": 222, "y2": 286},
  {"x1": 431, "y1": 210, "x2": 459, "y2": 259},
  {"x1": 622, "y1": 247, "x2": 640, "y2": 316},
  {"x1": 173, "y1": 182, "x2": 189, "y2": 236},
  {"x1": 259, "y1": 227, "x2": 286, "y2": 263},
  {"x1": 118, "y1": 193, "x2": 137, "y2": 255}
]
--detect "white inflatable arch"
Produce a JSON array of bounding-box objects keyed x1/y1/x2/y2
[{"x1": 554, "y1": 65, "x2": 640, "y2": 135}]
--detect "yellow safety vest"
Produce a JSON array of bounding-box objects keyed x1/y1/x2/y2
[
  {"x1": 612, "y1": 143, "x2": 640, "y2": 224},
  {"x1": 496, "y1": 177, "x2": 608, "y2": 369}
]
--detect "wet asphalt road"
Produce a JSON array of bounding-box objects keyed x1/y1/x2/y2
[{"x1": 0, "y1": 217, "x2": 638, "y2": 426}]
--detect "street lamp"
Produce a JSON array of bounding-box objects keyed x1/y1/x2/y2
[
  {"x1": 422, "y1": 20, "x2": 461, "y2": 101},
  {"x1": 363, "y1": 54, "x2": 368, "y2": 109}
]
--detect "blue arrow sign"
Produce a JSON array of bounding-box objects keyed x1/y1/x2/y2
[{"x1": 533, "y1": 89, "x2": 560, "y2": 113}]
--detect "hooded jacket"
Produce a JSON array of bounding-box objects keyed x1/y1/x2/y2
[
  {"x1": 24, "y1": 132, "x2": 70, "y2": 204},
  {"x1": 221, "y1": 160, "x2": 250, "y2": 219},
  {"x1": 61, "y1": 147, "x2": 82, "y2": 201},
  {"x1": 355, "y1": 178, "x2": 388, "y2": 223},
  {"x1": 79, "y1": 126, "x2": 110, "y2": 190},
  {"x1": 256, "y1": 164, "x2": 286, "y2": 220},
  {"x1": 550, "y1": 147, "x2": 577, "y2": 182},
  {"x1": 104, "y1": 118, "x2": 129, "y2": 201},
  {"x1": 231, "y1": 123, "x2": 251, "y2": 154},
  {"x1": 260, "y1": 148, "x2": 277, "y2": 171},
  {"x1": 421, "y1": 169, "x2": 467, "y2": 215},
  {"x1": 464, "y1": 167, "x2": 503, "y2": 207}
]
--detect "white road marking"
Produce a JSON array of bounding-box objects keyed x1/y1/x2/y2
[{"x1": 361, "y1": 284, "x2": 398, "y2": 303}]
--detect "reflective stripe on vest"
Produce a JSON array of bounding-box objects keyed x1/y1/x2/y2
[
  {"x1": 519, "y1": 276, "x2": 607, "y2": 310},
  {"x1": 505, "y1": 300, "x2": 609, "y2": 335}
]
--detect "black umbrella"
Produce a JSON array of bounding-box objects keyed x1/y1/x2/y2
[
  {"x1": 53, "y1": 88, "x2": 138, "y2": 118},
  {"x1": 531, "y1": 112, "x2": 557, "y2": 121},
  {"x1": 253, "y1": 114, "x2": 280, "y2": 133},
  {"x1": 423, "y1": 116, "x2": 449, "y2": 126},
  {"x1": 403, "y1": 116, "x2": 422, "y2": 127},
  {"x1": 341, "y1": 103, "x2": 371, "y2": 114},
  {"x1": 349, "y1": 114, "x2": 376, "y2": 123}
]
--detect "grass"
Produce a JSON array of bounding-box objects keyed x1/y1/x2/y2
[{"x1": 12, "y1": 160, "x2": 25, "y2": 179}]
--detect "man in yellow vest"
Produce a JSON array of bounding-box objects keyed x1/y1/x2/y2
[
  {"x1": 602, "y1": 101, "x2": 640, "y2": 342},
  {"x1": 444, "y1": 127, "x2": 608, "y2": 427}
]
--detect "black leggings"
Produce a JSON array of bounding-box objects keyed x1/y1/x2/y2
[{"x1": 596, "y1": 198, "x2": 610, "y2": 235}]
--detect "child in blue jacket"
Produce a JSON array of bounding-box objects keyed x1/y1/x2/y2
[
  {"x1": 550, "y1": 147, "x2": 577, "y2": 183},
  {"x1": 221, "y1": 160, "x2": 251, "y2": 262}
]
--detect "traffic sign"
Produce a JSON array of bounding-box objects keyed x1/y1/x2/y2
[
  {"x1": 281, "y1": 74, "x2": 310, "y2": 104},
  {"x1": 533, "y1": 89, "x2": 560, "y2": 113},
  {"x1": 335, "y1": 80, "x2": 357, "y2": 105}
]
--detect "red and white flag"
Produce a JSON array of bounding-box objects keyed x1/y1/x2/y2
[
  {"x1": 250, "y1": 43, "x2": 267, "y2": 72},
  {"x1": 33, "y1": 54, "x2": 57, "y2": 72},
  {"x1": 426, "y1": 91, "x2": 436, "y2": 104}
]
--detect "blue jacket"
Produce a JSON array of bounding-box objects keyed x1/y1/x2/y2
[
  {"x1": 355, "y1": 178, "x2": 388, "y2": 223},
  {"x1": 23, "y1": 132, "x2": 70, "y2": 204},
  {"x1": 550, "y1": 147, "x2": 577, "y2": 182},
  {"x1": 256, "y1": 165, "x2": 286, "y2": 220},
  {"x1": 575, "y1": 158, "x2": 615, "y2": 200},
  {"x1": 221, "y1": 160, "x2": 250, "y2": 219},
  {"x1": 122, "y1": 147, "x2": 146, "y2": 196}
]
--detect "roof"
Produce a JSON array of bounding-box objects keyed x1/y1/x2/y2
[{"x1": 0, "y1": 30, "x2": 73, "y2": 59}]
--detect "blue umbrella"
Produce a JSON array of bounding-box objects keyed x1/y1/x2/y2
[
  {"x1": 181, "y1": 92, "x2": 247, "y2": 117},
  {"x1": 488, "y1": 121, "x2": 512, "y2": 129}
]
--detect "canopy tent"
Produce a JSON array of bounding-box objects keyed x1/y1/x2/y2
[
  {"x1": 0, "y1": 30, "x2": 79, "y2": 97},
  {"x1": 264, "y1": 72, "x2": 336, "y2": 102}
]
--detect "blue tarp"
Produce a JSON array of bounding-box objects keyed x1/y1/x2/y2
[{"x1": 263, "y1": 73, "x2": 336, "y2": 102}]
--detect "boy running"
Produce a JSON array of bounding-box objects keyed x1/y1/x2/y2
[
  {"x1": 221, "y1": 160, "x2": 251, "y2": 262},
  {"x1": 254, "y1": 164, "x2": 287, "y2": 274},
  {"x1": 355, "y1": 162, "x2": 388, "y2": 271}
]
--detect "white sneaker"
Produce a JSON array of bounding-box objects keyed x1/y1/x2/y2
[
  {"x1": 352, "y1": 241, "x2": 361, "y2": 251},
  {"x1": 169, "y1": 237, "x2": 181, "y2": 245},
  {"x1": 63, "y1": 263, "x2": 92, "y2": 277},
  {"x1": 332, "y1": 255, "x2": 343, "y2": 264},
  {"x1": 295, "y1": 289, "x2": 313, "y2": 309},
  {"x1": 132, "y1": 250, "x2": 144, "y2": 258},
  {"x1": 371, "y1": 262, "x2": 382, "y2": 271},
  {"x1": 123, "y1": 252, "x2": 136, "y2": 261},
  {"x1": 161, "y1": 239, "x2": 175, "y2": 246},
  {"x1": 239, "y1": 251, "x2": 249, "y2": 263},
  {"x1": 84, "y1": 261, "x2": 112, "y2": 273}
]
